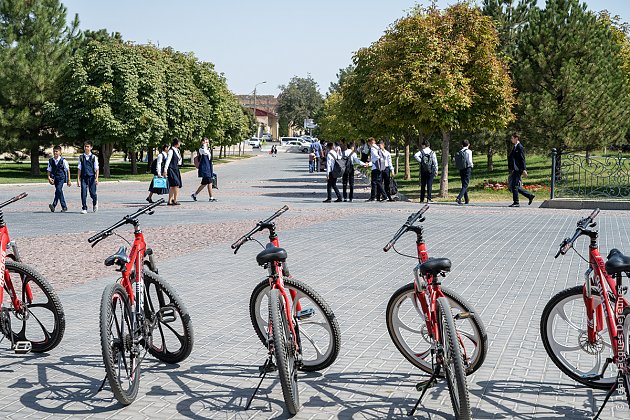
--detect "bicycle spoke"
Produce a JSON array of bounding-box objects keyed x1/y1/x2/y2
[
  {"x1": 299, "y1": 329, "x2": 325, "y2": 358},
  {"x1": 553, "y1": 305, "x2": 585, "y2": 333}
]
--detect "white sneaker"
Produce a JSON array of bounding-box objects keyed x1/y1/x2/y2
[
  {"x1": 209, "y1": 197, "x2": 217, "y2": 202},
  {"x1": 93, "y1": 203, "x2": 98, "y2": 213},
  {"x1": 81, "y1": 209, "x2": 87, "y2": 214}
]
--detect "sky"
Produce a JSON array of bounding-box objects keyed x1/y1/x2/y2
[{"x1": 61, "y1": 0, "x2": 630, "y2": 97}]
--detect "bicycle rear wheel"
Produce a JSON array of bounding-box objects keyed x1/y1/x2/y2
[
  {"x1": 269, "y1": 288, "x2": 300, "y2": 415},
  {"x1": 386, "y1": 283, "x2": 486, "y2": 375},
  {"x1": 250, "y1": 277, "x2": 340, "y2": 371},
  {"x1": 437, "y1": 297, "x2": 471, "y2": 420},
  {"x1": 100, "y1": 283, "x2": 140, "y2": 405},
  {"x1": 2, "y1": 260, "x2": 65, "y2": 353},
  {"x1": 143, "y1": 270, "x2": 194, "y2": 364}
]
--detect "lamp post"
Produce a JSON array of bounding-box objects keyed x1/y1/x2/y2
[{"x1": 253, "y1": 81, "x2": 266, "y2": 138}]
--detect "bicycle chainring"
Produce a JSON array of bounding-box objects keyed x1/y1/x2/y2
[{"x1": 0, "y1": 308, "x2": 10, "y2": 339}]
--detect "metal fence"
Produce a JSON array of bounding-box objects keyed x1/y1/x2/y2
[{"x1": 550, "y1": 148, "x2": 630, "y2": 199}]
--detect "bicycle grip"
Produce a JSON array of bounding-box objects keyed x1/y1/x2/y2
[
  {"x1": 589, "y1": 208, "x2": 600, "y2": 221},
  {"x1": 383, "y1": 241, "x2": 394, "y2": 252}
]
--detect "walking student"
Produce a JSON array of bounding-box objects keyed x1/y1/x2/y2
[
  {"x1": 508, "y1": 133, "x2": 535, "y2": 207},
  {"x1": 47, "y1": 145, "x2": 71, "y2": 213},
  {"x1": 323, "y1": 142, "x2": 342, "y2": 203},
  {"x1": 367, "y1": 137, "x2": 389, "y2": 202},
  {"x1": 163, "y1": 138, "x2": 183, "y2": 205},
  {"x1": 146, "y1": 144, "x2": 169, "y2": 203},
  {"x1": 454, "y1": 139, "x2": 473, "y2": 205},
  {"x1": 191, "y1": 137, "x2": 217, "y2": 202},
  {"x1": 76, "y1": 140, "x2": 99, "y2": 214},
  {"x1": 310, "y1": 139, "x2": 322, "y2": 172},
  {"x1": 341, "y1": 142, "x2": 369, "y2": 202},
  {"x1": 414, "y1": 140, "x2": 438, "y2": 203},
  {"x1": 379, "y1": 141, "x2": 394, "y2": 201}
]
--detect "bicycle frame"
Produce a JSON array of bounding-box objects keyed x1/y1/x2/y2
[
  {"x1": 0, "y1": 213, "x2": 31, "y2": 315},
  {"x1": 118, "y1": 227, "x2": 147, "y2": 328}
]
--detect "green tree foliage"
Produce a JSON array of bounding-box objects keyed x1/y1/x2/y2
[
  {"x1": 514, "y1": 0, "x2": 630, "y2": 154},
  {"x1": 277, "y1": 75, "x2": 323, "y2": 132},
  {"x1": 0, "y1": 0, "x2": 79, "y2": 175}
]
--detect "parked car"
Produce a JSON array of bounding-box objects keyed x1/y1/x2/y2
[
  {"x1": 286, "y1": 140, "x2": 310, "y2": 153},
  {"x1": 280, "y1": 136, "x2": 303, "y2": 145},
  {"x1": 248, "y1": 137, "x2": 261, "y2": 148},
  {"x1": 261, "y1": 133, "x2": 272, "y2": 141}
]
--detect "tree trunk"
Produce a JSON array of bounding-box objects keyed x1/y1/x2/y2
[
  {"x1": 404, "y1": 142, "x2": 411, "y2": 180},
  {"x1": 487, "y1": 145, "x2": 493, "y2": 172},
  {"x1": 439, "y1": 130, "x2": 450, "y2": 197},
  {"x1": 130, "y1": 151, "x2": 138, "y2": 175},
  {"x1": 585, "y1": 150, "x2": 591, "y2": 165},
  {"x1": 29, "y1": 143, "x2": 40, "y2": 176},
  {"x1": 239, "y1": 142, "x2": 242, "y2": 156},
  {"x1": 395, "y1": 145, "x2": 400, "y2": 175},
  {"x1": 146, "y1": 148, "x2": 154, "y2": 173},
  {"x1": 101, "y1": 143, "x2": 114, "y2": 178}
]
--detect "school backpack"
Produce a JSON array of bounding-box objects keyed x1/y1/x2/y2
[
  {"x1": 454, "y1": 149, "x2": 468, "y2": 170},
  {"x1": 390, "y1": 177, "x2": 399, "y2": 196},
  {"x1": 331, "y1": 153, "x2": 346, "y2": 178},
  {"x1": 150, "y1": 157, "x2": 159, "y2": 175},
  {"x1": 420, "y1": 151, "x2": 434, "y2": 173},
  {"x1": 342, "y1": 152, "x2": 353, "y2": 172},
  {"x1": 193, "y1": 154, "x2": 200, "y2": 169}
]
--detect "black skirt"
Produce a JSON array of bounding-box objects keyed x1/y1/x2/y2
[
  {"x1": 200, "y1": 176, "x2": 213, "y2": 185},
  {"x1": 148, "y1": 177, "x2": 169, "y2": 194},
  {"x1": 167, "y1": 167, "x2": 182, "y2": 188}
]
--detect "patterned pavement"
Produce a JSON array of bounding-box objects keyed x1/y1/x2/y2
[{"x1": 1, "y1": 150, "x2": 630, "y2": 419}]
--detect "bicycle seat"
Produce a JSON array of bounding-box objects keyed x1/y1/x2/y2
[
  {"x1": 419, "y1": 257, "x2": 451, "y2": 276},
  {"x1": 105, "y1": 246, "x2": 130, "y2": 267},
  {"x1": 256, "y1": 243, "x2": 287, "y2": 266},
  {"x1": 605, "y1": 248, "x2": 630, "y2": 275}
]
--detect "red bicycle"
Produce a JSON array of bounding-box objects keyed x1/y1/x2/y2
[
  {"x1": 232, "y1": 206, "x2": 341, "y2": 415},
  {"x1": 541, "y1": 209, "x2": 630, "y2": 416},
  {"x1": 89, "y1": 199, "x2": 194, "y2": 405},
  {"x1": 0, "y1": 192, "x2": 65, "y2": 354},
  {"x1": 384, "y1": 205, "x2": 487, "y2": 419}
]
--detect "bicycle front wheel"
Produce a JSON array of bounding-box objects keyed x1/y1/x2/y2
[
  {"x1": 250, "y1": 277, "x2": 340, "y2": 371},
  {"x1": 2, "y1": 260, "x2": 65, "y2": 353},
  {"x1": 100, "y1": 283, "x2": 140, "y2": 406},
  {"x1": 540, "y1": 286, "x2": 628, "y2": 389},
  {"x1": 386, "y1": 283, "x2": 486, "y2": 375},
  {"x1": 269, "y1": 288, "x2": 300, "y2": 415},
  {"x1": 437, "y1": 297, "x2": 471, "y2": 420}
]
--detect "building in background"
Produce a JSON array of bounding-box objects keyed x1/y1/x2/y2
[{"x1": 238, "y1": 94, "x2": 279, "y2": 140}]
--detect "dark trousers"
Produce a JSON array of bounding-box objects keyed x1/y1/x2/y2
[
  {"x1": 53, "y1": 179, "x2": 67, "y2": 209},
  {"x1": 342, "y1": 168, "x2": 355, "y2": 201},
  {"x1": 315, "y1": 157, "x2": 320, "y2": 172},
  {"x1": 81, "y1": 176, "x2": 98, "y2": 210},
  {"x1": 327, "y1": 176, "x2": 341, "y2": 200},
  {"x1": 419, "y1": 171, "x2": 434, "y2": 202},
  {"x1": 457, "y1": 167, "x2": 471, "y2": 203},
  {"x1": 510, "y1": 170, "x2": 533, "y2": 204},
  {"x1": 360, "y1": 152, "x2": 369, "y2": 163},
  {"x1": 380, "y1": 168, "x2": 392, "y2": 200},
  {"x1": 370, "y1": 169, "x2": 388, "y2": 200}
]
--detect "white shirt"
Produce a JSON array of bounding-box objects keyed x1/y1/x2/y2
[
  {"x1": 47, "y1": 156, "x2": 70, "y2": 172},
  {"x1": 382, "y1": 149, "x2": 394, "y2": 171},
  {"x1": 414, "y1": 147, "x2": 439, "y2": 174},
  {"x1": 370, "y1": 145, "x2": 383, "y2": 170},
  {"x1": 198, "y1": 145, "x2": 212, "y2": 157},
  {"x1": 342, "y1": 149, "x2": 364, "y2": 167},
  {"x1": 326, "y1": 150, "x2": 339, "y2": 174},
  {"x1": 460, "y1": 147, "x2": 473, "y2": 168},
  {"x1": 155, "y1": 151, "x2": 167, "y2": 175},
  {"x1": 77, "y1": 153, "x2": 99, "y2": 171},
  {"x1": 164, "y1": 148, "x2": 182, "y2": 172}
]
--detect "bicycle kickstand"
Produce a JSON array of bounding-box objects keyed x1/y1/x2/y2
[
  {"x1": 244, "y1": 354, "x2": 276, "y2": 410},
  {"x1": 408, "y1": 365, "x2": 441, "y2": 416},
  {"x1": 592, "y1": 371, "x2": 620, "y2": 420},
  {"x1": 96, "y1": 376, "x2": 108, "y2": 394}
]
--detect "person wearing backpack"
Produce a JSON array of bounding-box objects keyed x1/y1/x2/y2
[
  {"x1": 76, "y1": 140, "x2": 99, "y2": 214},
  {"x1": 146, "y1": 144, "x2": 170, "y2": 203},
  {"x1": 379, "y1": 141, "x2": 395, "y2": 202},
  {"x1": 47, "y1": 145, "x2": 71, "y2": 212},
  {"x1": 323, "y1": 142, "x2": 343, "y2": 203},
  {"x1": 191, "y1": 137, "x2": 216, "y2": 202},
  {"x1": 454, "y1": 139, "x2": 473, "y2": 205},
  {"x1": 341, "y1": 142, "x2": 369, "y2": 202},
  {"x1": 414, "y1": 140, "x2": 439, "y2": 203},
  {"x1": 163, "y1": 138, "x2": 183, "y2": 205},
  {"x1": 507, "y1": 133, "x2": 535, "y2": 207}
]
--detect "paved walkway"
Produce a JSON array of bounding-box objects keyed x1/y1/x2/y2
[{"x1": 1, "y1": 151, "x2": 630, "y2": 419}]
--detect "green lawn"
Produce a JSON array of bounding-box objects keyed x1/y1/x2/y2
[
  {"x1": 394, "y1": 153, "x2": 552, "y2": 202},
  {"x1": 0, "y1": 154, "x2": 254, "y2": 184}
]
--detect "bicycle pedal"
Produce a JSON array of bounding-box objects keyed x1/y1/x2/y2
[
  {"x1": 415, "y1": 378, "x2": 437, "y2": 391},
  {"x1": 296, "y1": 308, "x2": 315, "y2": 320},
  {"x1": 13, "y1": 341, "x2": 32, "y2": 354},
  {"x1": 158, "y1": 307, "x2": 176, "y2": 323},
  {"x1": 454, "y1": 311, "x2": 473, "y2": 320},
  {"x1": 259, "y1": 362, "x2": 277, "y2": 373}
]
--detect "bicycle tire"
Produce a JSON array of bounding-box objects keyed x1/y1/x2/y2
[
  {"x1": 250, "y1": 277, "x2": 340, "y2": 371},
  {"x1": 100, "y1": 283, "x2": 140, "y2": 405},
  {"x1": 3, "y1": 260, "x2": 65, "y2": 353},
  {"x1": 437, "y1": 296, "x2": 471, "y2": 420},
  {"x1": 269, "y1": 288, "x2": 300, "y2": 415},
  {"x1": 386, "y1": 283, "x2": 486, "y2": 375},
  {"x1": 540, "y1": 285, "x2": 624, "y2": 389},
  {"x1": 143, "y1": 270, "x2": 194, "y2": 364}
]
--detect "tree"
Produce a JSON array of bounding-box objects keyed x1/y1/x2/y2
[
  {"x1": 514, "y1": 0, "x2": 630, "y2": 157},
  {"x1": 0, "y1": 0, "x2": 79, "y2": 175},
  {"x1": 277, "y1": 75, "x2": 323, "y2": 133}
]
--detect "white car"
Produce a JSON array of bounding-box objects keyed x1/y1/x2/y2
[
  {"x1": 247, "y1": 137, "x2": 261, "y2": 148},
  {"x1": 261, "y1": 134, "x2": 272, "y2": 141},
  {"x1": 286, "y1": 140, "x2": 310, "y2": 153},
  {"x1": 280, "y1": 136, "x2": 302, "y2": 145}
]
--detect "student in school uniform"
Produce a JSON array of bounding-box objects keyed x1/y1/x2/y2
[
  {"x1": 146, "y1": 144, "x2": 170, "y2": 203},
  {"x1": 341, "y1": 142, "x2": 369, "y2": 202},
  {"x1": 379, "y1": 141, "x2": 395, "y2": 201},
  {"x1": 76, "y1": 140, "x2": 99, "y2": 214},
  {"x1": 47, "y1": 145, "x2": 71, "y2": 213},
  {"x1": 323, "y1": 142, "x2": 342, "y2": 203},
  {"x1": 163, "y1": 138, "x2": 183, "y2": 205},
  {"x1": 191, "y1": 137, "x2": 217, "y2": 202}
]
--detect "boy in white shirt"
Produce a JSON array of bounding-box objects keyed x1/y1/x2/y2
[{"x1": 47, "y1": 145, "x2": 71, "y2": 212}]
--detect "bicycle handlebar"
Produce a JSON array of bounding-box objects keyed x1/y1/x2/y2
[
  {"x1": 383, "y1": 205, "x2": 429, "y2": 252},
  {"x1": 88, "y1": 198, "x2": 165, "y2": 246},
  {"x1": 555, "y1": 208, "x2": 600, "y2": 258},
  {"x1": 231, "y1": 205, "x2": 289, "y2": 253},
  {"x1": 0, "y1": 192, "x2": 28, "y2": 210}
]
